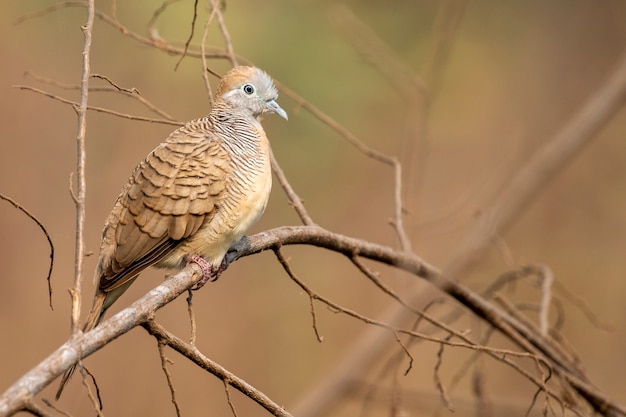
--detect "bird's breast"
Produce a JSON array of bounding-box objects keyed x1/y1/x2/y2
[{"x1": 159, "y1": 143, "x2": 272, "y2": 269}]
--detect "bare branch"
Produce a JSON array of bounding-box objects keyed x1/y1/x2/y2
[
  {"x1": 142, "y1": 320, "x2": 294, "y2": 417},
  {"x1": 157, "y1": 342, "x2": 182, "y2": 417},
  {"x1": 23, "y1": 71, "x2": 177, "y2": 121},
  {"x1": 0, "y1": 193, "x2": 55, "y2": 310},
  {"x1": 433, "y1": 336, "x2": 455, "y2": 412},
  {"x1": 210, "y1": 0, "x2": 238, "y2": 67},
  {"x1": 446, "y1": 51, "x2": 626, "y2": 279},
  {"x1": 14, "y1": 85, "x2": 182, "y2": 126},
  {"x1": 17, "y1": 2, "x2": 232, "y2": 61},
  {"x1": 275, "y1": 81, "x2": 411, "y2": 250},
  {"x1": 68, "y1": 0, "x2": 95, "y2": 335},
  {"x1": 174, "y1": 0, "x2": 199, "y2": 71},
  {"x1": 185, "y1": 290, "x2": 198, "y2": 345},
  {"x1": 270, "y1": 147, "x2": 315, "y2": 226},
  {"x1": 200, "y1": 8, "x2": 218, "y2": 107}
]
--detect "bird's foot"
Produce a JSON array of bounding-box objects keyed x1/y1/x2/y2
[
  {"x1": 215, "y1": 255, "x2": 231, "y2": 277},
  {"x1": 185, "y1": 254, "x2": 214, "y2": 290}
]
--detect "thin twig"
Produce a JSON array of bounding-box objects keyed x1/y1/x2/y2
[
  {"x1": 142, "y1": 320, "x2": 294, "y2": 417},
  {"x1": 270, "y1": 147, "x2": 315, "y2": 225},
  {"x1": 23, "y1": 71, "x2": 177, "y2": 121},
  {"x1": 21, "y1": 401, "x2": 53, "y2": 417},
  {"x1": 90, "y1": 73, "x2": 139, "y2": 94},
  {"x1": 68, "y1": 0, "x2": 95, "y2": 335},
  {"x1": 272, "y1": 246, "x2": 323, "y2": 341},
  {"x1": 0, "y1": 193, "x2": 55, "y2": 310},
  {"x1": 200, "y1": 7, "x2": 218, "y2": 106},
  {"x1": 174, "y1": 0, "x2": 199, "y2": 71},
  {"x1": 76, "y1": 365, "x2": 104, "y2": 414},
  {"x1": 1, "y1": 226, "x2": 619, "y2": 415},
  {"x1": 210, "y1": 0, "x2": 238, "y2": 67},
  {"x1": 223, "y1": 380, "x2": 240, "y2": 417},
  {"x1": 537, "y1": 265, "x2": 553, "y2": 336},
  {"x1": 41, "y1": 399, "x2": 71, "y2": 417},
  {"x1": 186, "y1": 290, "x2": 197, "y2": 345},
  {"x1": 433, "y1": 336, "x2": 455, "y2": 412},
  {"x1": 275, "y1": 80, "x2": 411, "y2": 250},
  {"x1": 553, "y1": 280, "x2": 614, "y2": 331},
  {"x1": 147, "y1": 0, "x2": 185, "y2": 43},
  {"x1": 17, "y1": 2, "x2": 232, "y2": 62},
  {"x1": 445, "y1": 51, "x2": 626, "y2": 280},
  {"x1": 270, "y1": 242, "x2": 558, "y2": 399},
  {"x1": 471, "y1": 359, "x2": 493, "y2": 417},
  {"x1": 157, "y1": 341, "x2": 182, "y2": 417},
  {"x1": 14, "y1": 85, "x2": 182, "y2": 126}
]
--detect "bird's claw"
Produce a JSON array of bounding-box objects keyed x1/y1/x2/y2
[
  {"x1": 186, "y1": 254, "x2": 233, "y2": 290},
  {"x1": 185, "y1": 254, "x2": 214, "y2": 290}
]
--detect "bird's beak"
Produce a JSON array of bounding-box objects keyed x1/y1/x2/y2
[{"x1": 266, "y1": 99, "x2": 288, "y2": 120}]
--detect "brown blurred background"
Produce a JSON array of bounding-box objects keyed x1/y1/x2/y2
[{"x1": 1, "y1": 1, "x2": 625, "y2": 416}]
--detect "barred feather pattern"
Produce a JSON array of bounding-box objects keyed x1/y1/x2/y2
[
  {"x1": 56, "y1": 66, "x2": 285, "y2": 400},
  {"x1": 98, "y1": 103, "x2": 272, "y2": 293}
]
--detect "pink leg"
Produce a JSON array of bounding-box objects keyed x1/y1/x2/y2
[{"x1": 185, "y1": 254, "x2": 213, "y2": 290}]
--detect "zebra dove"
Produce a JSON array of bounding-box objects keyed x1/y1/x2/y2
[{"x1": 56, "y1": 66, "x2": 287, "y2": 399}]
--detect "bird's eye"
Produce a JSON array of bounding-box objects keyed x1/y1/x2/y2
[{"x1": 242, "y1": 84, "x2": 255, "y2": 95}]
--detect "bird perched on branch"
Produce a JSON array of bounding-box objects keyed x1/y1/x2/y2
[{"x1": 56, "y1": 66, "x2": 287, "y2": 399}]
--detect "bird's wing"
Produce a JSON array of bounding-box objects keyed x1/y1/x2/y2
[{"x1": 97, "y1": 126, "x2": 230, "y2": 292}]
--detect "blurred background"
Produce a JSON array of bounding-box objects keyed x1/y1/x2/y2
[{"x1": 1, "y1": 1, "x2": 625, "y2": 416}]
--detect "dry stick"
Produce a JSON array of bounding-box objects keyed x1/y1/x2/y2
[
  {"x1": 67, "y1": 0, "x2": 94, "y2": 336},
  {"x1": 328, "y1": 2, "x2": 466, "y2": 233},
  {"x1": 21, "y1": 401, "x2": 53, "y2": 417},
  {"x1": 0, "y1": 193, "x2": 55, "y2": 309},
  {"x1": 23, "y1": 71, "x2": 177, "y2": 121},
  {"x1": 325, "y1": 8, "x2": 471, "y2": 392},
  {"x1": 440, "y1": 50, "x2": 626, "y2": 413},
  {"x1": 445, "y1": 51, "x2": 626, "y2": 279},
  {"x1": 222, "y1": 381, "x2": 240, "y2": 417},
  {"x1": 14, "y1": 85, "x2": 182, "y2": 126},
  {"x1": 433, "y1": 335, "x2": 455, "y2": 412},
  {"x1": 78, "y1": 366, "x2": 103, "y2": 415},
  {"x1": 0, "y1": 265, "x2": 205, "y2": 416},
  {"x1": 200, "y1": 8, "x2": 218, "y2": 107},
  {"x1": 17, "y1": 2, "x2": 232, "y2": 62},
  {"x1": 552, "y1": 280, "x2": 614, "y2": 332},
  {"x1": 275, "y1": 81, "x2": 411, "y2": 251},
  {"x1": 186, "y1": 290, "x2": 198, "y2": 345},
  {"x1": 268, "y1": 241, "x2": 579, "y2": 413},
  {"x1": 210, "y1": 0, "x2": 238, "y2": 67},
  {"x1": 11, "y1": 3, "x2": 624, "y2": 412},
  {"x1": 157, "y1": 342, "x2": 182, "y2": 417},
  {"x1": 270, "y1": 148, "x2": 315, "y2": 226},
  {"x1": 293, "y1": 51, "x2": 626, "y2": 417},
  {"x1": 349, "y1": 255, "x2": 475, "y2": 348},
  {"x1": 147, "y1": 0, "x2": 183, "y2": 41},
  {"x1": 142, "y1": 320, "x2": 294, "y2": 417},
  {"x1": 0, "y1": 226, "x2": 613, "y2": 416},
  {"x1": 174, "y1": 0, "x2": 199, "y2": 71},
  {"x1": 247, "y1": 228, "x2": 624, "y2": 416}
]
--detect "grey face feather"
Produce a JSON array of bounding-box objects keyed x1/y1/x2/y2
[{"x1": 220, "y1": 68, "x2": 288, "y2": 120}]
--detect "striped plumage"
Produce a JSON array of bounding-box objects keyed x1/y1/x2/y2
[{"x1": 56, "y1": 66, "x2": 287, "y2": 399}]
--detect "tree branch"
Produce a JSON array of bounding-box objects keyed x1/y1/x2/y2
[{"x1": 142, "y1": 320, "x2": 293, "y2": 417}]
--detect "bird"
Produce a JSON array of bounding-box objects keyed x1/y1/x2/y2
[{"x1": 55, "y1": 66, "x2": 287, "y2": 399}]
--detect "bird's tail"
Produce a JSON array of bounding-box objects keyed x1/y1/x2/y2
[{"x1": 54, "y1": 291, "x2": 107, "y2": 400}]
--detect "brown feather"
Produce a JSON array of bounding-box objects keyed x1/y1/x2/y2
[{"x1": 56, "y1": 66, "x2": 287, "y2": 399}]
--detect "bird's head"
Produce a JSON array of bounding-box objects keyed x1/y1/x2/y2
[{"x1": 216, "y1": 66, "x2": 288, "y2": 121}]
